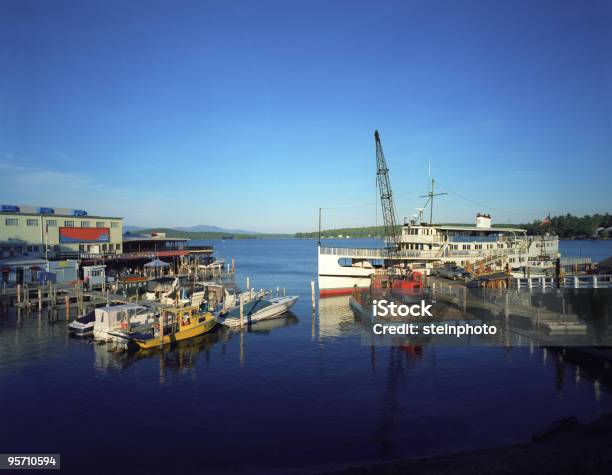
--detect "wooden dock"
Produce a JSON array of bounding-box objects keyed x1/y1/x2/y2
[{"x1": 1, "y1": 281, "x2": 130, "y2": 319}]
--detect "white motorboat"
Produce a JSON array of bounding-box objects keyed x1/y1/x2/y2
[
  {"x1": 93, "y1": 304, "x2": 158, "y2": 342},
  {"x1": 215, "y1": 295, "x2": 299, "y2": 328},
  {"x1": 68, "y1": 310, "x2": 96, "y2": 337}
]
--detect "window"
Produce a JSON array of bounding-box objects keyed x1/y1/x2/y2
[
  {"x1": 64, "y1": 220, "x2": 74, "y2": 227},
  {"x1": 27, "y1": 219, "x2": 38, "y2": 226},
  {"x1": 96, "y1": 221, "x2": 105, "y2": 228},
  {"x1": 47, "y1": 219, "x2": 57, "y2": 227},
  {"x1": 79, "y1": 244, "x2": 85, "y2": 252},
  {"x1": 5, "y1": 218, "x2": 18, "y2": 226},
  {"x1": 111, "y1": 222, "x2": 118, "y2": 228},
  {"x1": 81, "y1": 221, "x2": 90, "y2": 227}
]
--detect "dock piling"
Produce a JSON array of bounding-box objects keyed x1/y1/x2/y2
[
  {"x1": 239, "y1": 293, "x2": 244, "y2": 328},
  {"x1": 311, "y1": 280, "x2": 315, "y2": 310}
]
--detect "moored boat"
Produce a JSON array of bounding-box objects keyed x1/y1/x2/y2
[
  {"x1": 68, "y1": 310, "x2": 96, "y2": 336},
  {"x1": 93, "y1": 304, "x2": 157, "y2": 342},
  {"x1": 215, "y1": 295, "x2": 299, "y2": 328},
  {"x1": 109, "y1": 306, "x2": 217, "y2": 350}
]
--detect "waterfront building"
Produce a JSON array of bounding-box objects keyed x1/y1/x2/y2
[{"x1": 0, "y1": 204, "x2": 123, "y2": 259}]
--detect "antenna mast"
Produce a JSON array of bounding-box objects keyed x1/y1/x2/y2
[{"x1": 419, "y1": 178, "x2": 447, "y2": 225}]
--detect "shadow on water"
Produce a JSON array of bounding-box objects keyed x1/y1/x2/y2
[{"x1": 91, "y1": 314, "x2": 300, "y2": 374}]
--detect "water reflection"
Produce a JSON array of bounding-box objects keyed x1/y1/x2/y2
[
  {"x1": 91, "y1": 314, "x2": 299, "y2": 376},
  {"x1": 317, "y1": 292, "x2": 612, "y2": 407}
]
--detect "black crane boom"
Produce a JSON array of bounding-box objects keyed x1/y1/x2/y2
[{"x1": 374, "y1": 130, "x2": 399, "y2": 253}]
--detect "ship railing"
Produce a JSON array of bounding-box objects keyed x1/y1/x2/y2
[
  {"x1": 319, "y1": 246, "x2": 518, "y2": 260},
  {"x1": 560, "y1": 257, "x2": 592, "y2": 265},
  {"x1": 512, "y1": 274, "x2": 612, "y2": 290}
]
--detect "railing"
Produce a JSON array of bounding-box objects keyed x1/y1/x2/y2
[
  {"x1": 320, "y1": 246, "x2": 516, "y2": 260},
  {"x1": 513, "y1": 274, "x2": 612, "y2": 289},
  {"x1": 560, "y1": 257, "x2": 592, "y2": 265}
]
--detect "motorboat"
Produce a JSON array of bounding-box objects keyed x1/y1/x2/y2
[
  {"x1": 93, "y1": 304, "x2": 157, "y2": 342},
  {"x1": 68, "y1": 310, "x2": 96, "y2": 337},
  {"x1": 215, "y1": 295, "x2": 299, "y2": 328},
  {"x1": 108, "y1": 306, "x2": 217, "y2": 350}
]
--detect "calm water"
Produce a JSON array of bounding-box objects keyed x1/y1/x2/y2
[{"x1": 1, "y1": 239, "x2": 612, "y2": 474}]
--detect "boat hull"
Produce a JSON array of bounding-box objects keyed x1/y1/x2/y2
[
  {"x1": 218, "y1": 296, "x2": 298, "y2": 327},
  {"x1": 133, "y1": 318, "x2": 217, "y2": 349}
]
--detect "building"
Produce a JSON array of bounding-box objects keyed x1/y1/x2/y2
[{"x1": 0, "y1": 204, "x2": 123, "y2": 259}]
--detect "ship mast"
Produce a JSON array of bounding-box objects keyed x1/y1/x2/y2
[
  {"x1": 374, "y1": 130, "x2": 400, "y2": 255},
  {"x1": 419, "y1": 178, "x2": 447, "y2": 225}
]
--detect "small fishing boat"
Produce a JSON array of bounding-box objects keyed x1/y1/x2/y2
[
  {"x1": 215, "y1": 295, "x2": 299, "y2": 328},
  {"x1": 68, "y1": 310, "x2": 96, "y2": 336},
  {"x1": 109, "y1": 306, "x2": 217, "y2": 350},
  {"x1": 93, "y1": 304, "x2": 157, "y2": 342}
]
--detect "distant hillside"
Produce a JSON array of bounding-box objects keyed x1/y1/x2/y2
[
  {"x1": 126, "y1": 227, "x2": 292, "y2": 240},
  {"x1": 173, "y1": 225, "x2": 258, "y2": 234},
  {"x1": 125, "y1": 224, "x2": 258, "y2": 234}
]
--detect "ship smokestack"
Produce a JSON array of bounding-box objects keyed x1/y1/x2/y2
[{"x1": 476, "y1": 213, "x2": 491, "y2": 228}]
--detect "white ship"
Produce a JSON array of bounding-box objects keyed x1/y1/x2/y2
[{"x1": 318, "y1": 213, "x2": 559, "y2": 297}]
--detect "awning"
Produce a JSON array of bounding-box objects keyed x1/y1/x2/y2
[{"x1": 144, "y1": 258, "x2": 170, "y2": 268}]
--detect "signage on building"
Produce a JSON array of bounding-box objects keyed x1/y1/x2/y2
[{"x1": 59, "y1": 227, "x2": 110, "y2": 243}]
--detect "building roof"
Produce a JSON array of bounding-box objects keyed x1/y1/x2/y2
[
  {"x1": 122, "y1": 234, "x2": 189, "y2": 243},
  {"x1": 598, "y1": 256, "x2": 612, "y2": 269},
  {"x1": 0, "y1": 256, "x2": 48, "y2": 267},
  {"x1": 0, "y1": 211, "x2": 122, "y2": 220},
  {"x1": 432, "y1": 224, "x2": 527, "y2": 233}
]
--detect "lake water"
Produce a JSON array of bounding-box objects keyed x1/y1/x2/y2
[{"x1": 1, "y1": 239, "x2": 612, "y2": 474}]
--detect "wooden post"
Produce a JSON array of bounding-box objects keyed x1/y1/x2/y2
[
  {"x1": 276, "y1": 286, "x2": 279, "y2": 297},
  {"x1": 311, "y1": 280, "x2": 315, "y2": 310},
  {"x1": 232, "y1": 258, "x2": 235, "y2": 273},
  {"x1": 239, "y1": 293, "x2": 244, "y2": 328},
  {"x1": 38, "y1": 286, "x2": 42, "y2": 312},
  {"x1": 159, "y1": 311, "x2": 165, "y2": 348},
  {"x1": 283, "y1": 288, "x2": 286, "y2": 297},
  {"x1": 17, "y1": 284, "x2": 21, "y2": 304},
  {"x1": 463, "y1": 286, "x2": 467, "y2": 312},
  {"x1": 246, "y1": 277, "x2": 250, "y2": 290},
  {"x1": 504, "y1": 292, "x2": 509, "y2": 320},
  {"x1": 65, "y1": 294, "x2": 70, "y2": 320}
]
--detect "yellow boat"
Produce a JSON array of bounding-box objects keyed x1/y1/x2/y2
[{"x1": 122, "y1": 306, "x2": 217, "y2": 350}]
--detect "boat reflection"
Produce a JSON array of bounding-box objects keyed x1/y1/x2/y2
[
  {"x1": 93, "y1": 313, "x2": 299, "y2": 374},
  {"x1": 317, "y1": 296, "x2": 362, "y2": 339}
]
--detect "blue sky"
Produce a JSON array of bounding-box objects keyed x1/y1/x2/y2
[{"x1": 1, "y1": 0, "x2": 611, "y2": 232}]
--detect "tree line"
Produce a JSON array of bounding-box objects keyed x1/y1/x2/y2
[{"x1": 295, "y1": 213, "x2": 612, "y2": 239}]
